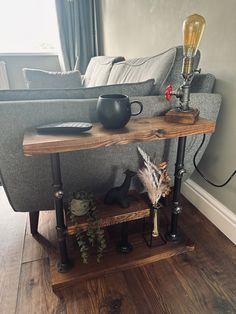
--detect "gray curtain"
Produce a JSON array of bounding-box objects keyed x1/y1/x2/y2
[{"x1": 55, "y1": 0, "x2": 99, "y2": 73}]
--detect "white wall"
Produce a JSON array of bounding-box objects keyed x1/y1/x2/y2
[
  {"x1": 99, "y1": 0, "x2": 236, "y2": 214},
  {"x1": 0, "y1": 54, "x2": 61, "y2": 89}
]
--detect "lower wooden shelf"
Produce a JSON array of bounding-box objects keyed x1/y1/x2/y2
[{"x1": 50, "y1": 229, "x2": 194, "y2": 292}]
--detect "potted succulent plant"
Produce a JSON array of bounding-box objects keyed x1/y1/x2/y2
[{"x1": 68, "y1": 191, "x2": 106, "y2": 264}]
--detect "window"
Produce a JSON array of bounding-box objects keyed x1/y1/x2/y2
[{"x1": 0, "y1": 0, "x2": 60, "y2": 53}]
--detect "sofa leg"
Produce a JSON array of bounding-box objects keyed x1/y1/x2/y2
[{"x1": 29, "y1": 211, "x2": 39, "y2": 235}]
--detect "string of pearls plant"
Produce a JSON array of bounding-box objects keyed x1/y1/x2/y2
[{"x1": 68, "y1": 191, "x2": 106, "y2": 264}]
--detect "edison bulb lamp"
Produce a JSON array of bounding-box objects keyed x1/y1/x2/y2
[
  {"x1": 182, "y1": 14, "x2": 206, "y2": 79},
  {"x1": 165, "y1": 14, "x2": 206, "y2": 124}
]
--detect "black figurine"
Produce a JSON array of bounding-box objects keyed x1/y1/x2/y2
[{"x1": 104, "y1": 169, "x2": 136, "y2": 208}]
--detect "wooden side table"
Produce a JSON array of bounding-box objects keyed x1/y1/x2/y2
[{"x1": 23, "y1": 116, "x2": 215, "y2": 289}]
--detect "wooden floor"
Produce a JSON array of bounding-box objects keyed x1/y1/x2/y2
[{"x1": 0, "y1": 186, "x2": 236, "y2": 314}]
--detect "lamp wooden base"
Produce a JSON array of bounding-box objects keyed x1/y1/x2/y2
[{"x1": 165, "y1": 108, "x2": 199, "y2": 124}]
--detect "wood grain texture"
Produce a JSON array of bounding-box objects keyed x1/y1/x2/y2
[
  {"x1": 124, "y1": 266, "x2": 173, "y2": 313},
  {"x1": 0, "y1": 187, "x2": 27, "y2": 314},
  {"x1": 23, "y1": 210, "x2": 57, "y2": 263},
  {"x1": 15, "y1": 259, "x2": 65, "y2": 314},
  {"x1": 63, "y1": 272, "x2": 137, "y2": 314},
  {"x1": 23, "y1": 116, "x2": 215, "y2": 156},
  {"x1": 66, "y1": 192, "x2": 150, "y2": 235},
  {"x1": 164, "y1": 108, "x2": 200, "y2": 124},
  {"x1": 138, "y1": 261, "x2": 200, "y2": 314}
]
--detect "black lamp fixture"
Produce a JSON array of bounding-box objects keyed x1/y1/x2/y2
[{"x1": 165, "y1": 14, "x2": 206, "y2": 124}]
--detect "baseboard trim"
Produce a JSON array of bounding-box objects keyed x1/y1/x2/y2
[{"x1": 182, "y1": 179, "x2": 236, "y2": 245}]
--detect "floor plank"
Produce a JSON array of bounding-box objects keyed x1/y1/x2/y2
[
  {"x1": 100, "y1": 272, "x2": 138, "y2": 313},
  {"x1": 63, "y1": 272, "x2": 137, "y2": 314},
  {"x1": 22, "y1": 211, "x2": 57, "y2": 263},
  {"x1": 139, "y1": 261, "x2": 200, "y2": 314},
  {"x1": 15, "y1": 258, "x2": 65, "y2": 314},
  {"x1": 0, "y1": 187, "x2": 27, "y2": 314},
  {"x1": 123, "y1": 266, "x2": 172, "y2": 314},
  {"x1": 169, "y1": 254, "x2": 236, "y2": 313}
]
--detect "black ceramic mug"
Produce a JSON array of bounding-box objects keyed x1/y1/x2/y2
[{"x1": 96, "y1": 94, "x2": 143, "y2": 129}]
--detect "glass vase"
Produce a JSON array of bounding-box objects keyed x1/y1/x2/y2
[
  {"x1": 152, "y1": 203, "x2": 161, "y2": 238},
  {"x1": 142, "y1": 202, "x2": 164, "y2": 247}
]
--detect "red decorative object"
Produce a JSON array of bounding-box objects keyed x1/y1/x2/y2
[{"x1": 165, "y1": 85, "x2": 173, "y2": 101}]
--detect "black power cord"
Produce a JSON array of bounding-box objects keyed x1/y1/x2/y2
[{"x1": 193, "y1": 134, "x2": 236, "y2": 187}]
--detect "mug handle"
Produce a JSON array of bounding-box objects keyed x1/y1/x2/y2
[{"x1": 130, "y1": 101, "x2": 143, "y2": 116}]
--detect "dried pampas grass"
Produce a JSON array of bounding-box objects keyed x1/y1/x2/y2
[
  {"x1": 138, "y1": 147, "x2": 171, "y2": 238},
  {"x1": 138, "y1": 147, "x2": 171, "y2": 206}
]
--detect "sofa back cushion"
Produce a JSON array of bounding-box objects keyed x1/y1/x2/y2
[
  {"x1": 0, "y1": 79, "x2": 154, "y2": 101},
  {"x1": 83, "y1": 56, "x2": 125, "y2": 87},
  {"x1": 23, "y1": 68, "x2": 82, "y2": 89},
  {"x1": 107, "y1": 48, "x2": 177, "y2": 95},
  {"x1": 191, "y1": 73, "x2": 215, "y2": 93},
  {"x1": 107, "y1": 46, "x2": 201, "y2": 95}
]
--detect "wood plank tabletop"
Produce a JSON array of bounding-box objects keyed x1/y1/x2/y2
[{"x1": 23, "y1": 116, "x2": 215, "y2": 156}]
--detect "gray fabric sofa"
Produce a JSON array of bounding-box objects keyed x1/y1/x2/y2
[{"x1": 0, "y1": 46, "x2": 221, "y2": 233}]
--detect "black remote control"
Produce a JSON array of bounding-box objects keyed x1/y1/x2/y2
[{"x1": 36, "y1": 122, "x2": 93, "y2": 134}]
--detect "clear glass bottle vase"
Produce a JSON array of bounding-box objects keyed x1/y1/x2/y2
[{"x1": 152, "y1": 203, "x2": 161, "y2": 238}]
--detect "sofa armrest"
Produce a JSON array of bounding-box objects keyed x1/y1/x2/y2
[
  {"x1": 168, "y1": 92, "x2": 221, "y2": 180},
  {"x1": 169, "y1": 92, "x2": 221, "y2": 120},
  {"x1": 131, "y1": 93, "x2": 221, "y2": 121},
  {"x1": 132, "y1": 93, "x2": 221, "y2": 184},
  {"x1": 0, "y1": 93, "x2": 221, "y2": 213}
]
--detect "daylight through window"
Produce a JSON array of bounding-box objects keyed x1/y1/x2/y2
[{"x1": 0, "y1": 0, "x2": 60, "y2": 53}]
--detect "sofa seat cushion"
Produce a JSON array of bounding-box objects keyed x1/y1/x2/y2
[
  {"x1": 0, "y1": 79, "x2": 154, "y2": 101},
  {"x1": 83, "y1": 56, "x2": 125, "y2": 87},
  {"x1": 107, "y1": 48, "x2": 177, "y2": 95},
  {"x1": 23, "y1": 68, "x2": 82, "y2": 89},
  {"x1": 82, "y1": 79, "x2": 154, "y2": 98}
]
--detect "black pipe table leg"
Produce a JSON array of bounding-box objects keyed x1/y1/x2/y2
[
  {"x1": 51, "y1": 153, "x2": 72, "y2": 272},
  {"x1": 166, "y1": 136, "x2": 187, "y2": 242},
  {"x1": 117, "y1": 222, "x2": 133, "y2": 253}
]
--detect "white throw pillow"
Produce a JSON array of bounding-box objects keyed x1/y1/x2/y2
[{"x1": 23, "y1": 68, "x2": 82, "y2": 89}]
